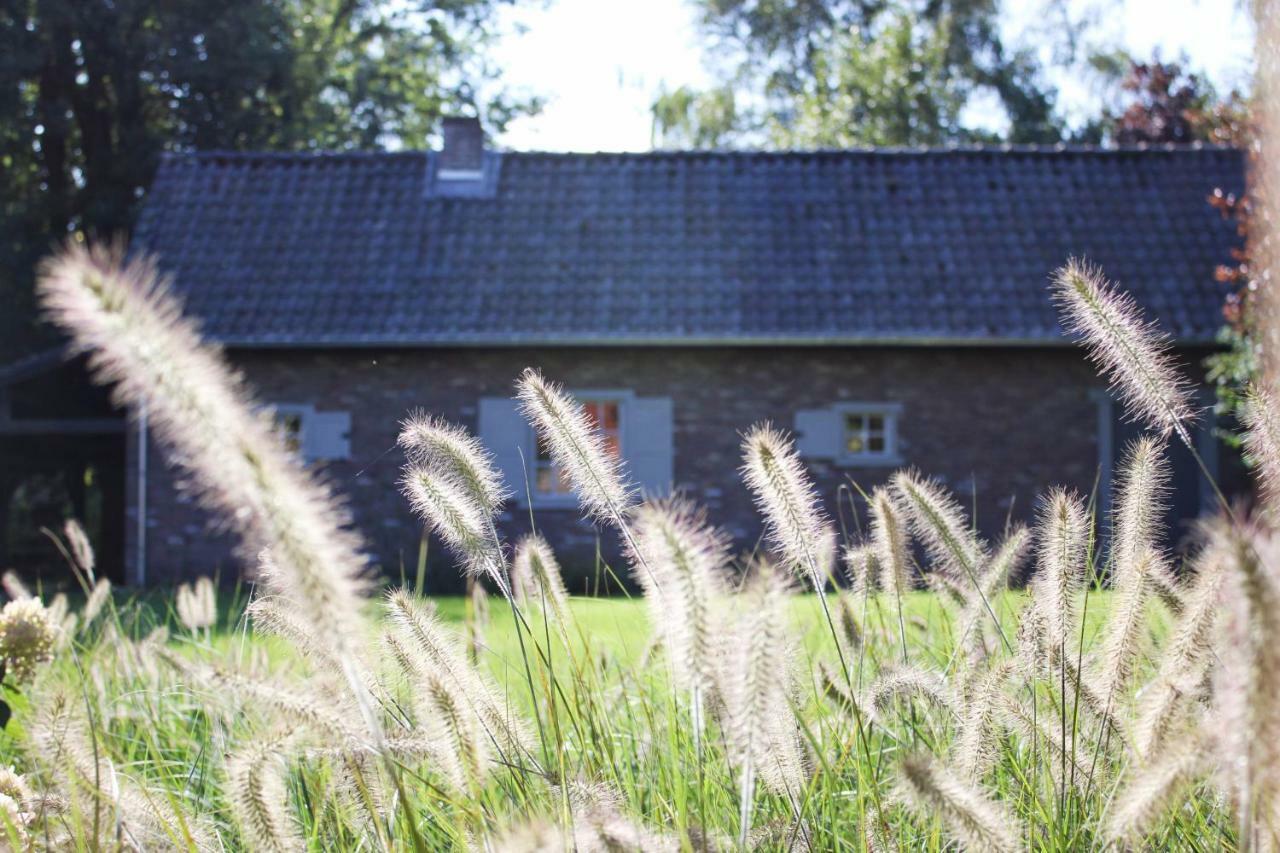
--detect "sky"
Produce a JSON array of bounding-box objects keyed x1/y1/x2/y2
[{"x1": 489, "y1": 0, "x2": 1256, "y2": 152}]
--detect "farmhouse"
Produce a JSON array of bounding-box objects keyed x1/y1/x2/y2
[{"x1": 0, "y1": 119, "x2": 1245, "y2": 589}]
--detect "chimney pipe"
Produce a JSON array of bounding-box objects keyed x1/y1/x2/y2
[{"x1": 440, "y1": 116, "x2": 484, "y2": 173}]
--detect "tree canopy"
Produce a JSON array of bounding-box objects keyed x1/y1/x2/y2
[
  {"x1": 652, "y1": 0, "x2": 1063, "y2": 148},
  {"x1": 0, "y1": 0, "x2": 536, "y2": 361}
]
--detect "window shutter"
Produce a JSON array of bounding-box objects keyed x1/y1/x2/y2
[
  {"x1": 626, "y1": 396, "x2": 674, "y2": 499},
  {"x1": 794, "y1": 408, "x2": 841, "y2": 459},
  {"x1": 305, "y1": 411, "x2": 351, "y2": 461},
  {"x1": 478, "y1": 396, "x2": 530, "y2": 504}
]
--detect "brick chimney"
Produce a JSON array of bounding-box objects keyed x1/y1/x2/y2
[{"x1": 440, "y1": 116, "x2": 484, "y2": 174}]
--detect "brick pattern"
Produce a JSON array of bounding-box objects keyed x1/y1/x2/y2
[{"x1": 133, "y1": 346, "x2": 1145, "y2": 591}]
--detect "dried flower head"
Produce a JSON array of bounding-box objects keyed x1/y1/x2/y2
[
  {"x1": 740, "y1": 423, "x2": 831, "y2": 589},
  {"x1": 1050, "y1": 259, "x2": 1194, "y2": 443},
  {"x1": 0, "y1": 598, "x2": 56, "y2": 682}
]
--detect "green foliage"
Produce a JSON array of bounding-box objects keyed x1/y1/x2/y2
[
  {"x1": 0, "y1": 0, "x2": 538, "y2": 361},
  {"x1": 653, "y1": 0, "x2": 1063, "y2": 148}
]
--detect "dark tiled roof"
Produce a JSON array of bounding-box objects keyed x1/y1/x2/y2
[{"x1": 133, "y1": 145, "x2": 1244, "y2": 346}]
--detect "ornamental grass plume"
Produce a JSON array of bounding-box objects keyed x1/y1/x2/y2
[
  {"x1": 1242, "y1": 384, "x2": 1280, "y2": 513},
  {"x1": 868, "y1": 486, "x2": 912, "y2": 600},
  {"x1": 1133, "y1": 523, "x2": 1227, "y2": 759},
  {"x1": 510, "y1": 533, "x2": 571, "y2": 621},
  {"x1": 176, "y1": 576, "x2": 217, "y2": 631},
  {"x1": 37, "y1": 245, "x2": 373, "y2": 705},
  {"x1": 1050, "y1": 259, "x2": 1195, "y2": 444},
  {"x1": 739, "y1": 423, "x2": 832, "y2": 589},
  {"x1": 1211, "y1": 514, "x2": 1280, "y2": 848},
  {"x1": 1110, "y1": 436, "x2": 1171, "y2": 585},
  {"x1": 0, "y1": 598, "x2": 56, "y2": 683},
  {"x1": 226, "y1": 735, "x2": 304, "y2": 853},
  {"x1": 894, "y1": 751, "x2": 1023, "y2": 853},
  {"x1": 515, "y1": 369, "x2": 634, "y2": 526},
  {"x1": 716, "y1": 560, "x2": 806, "y2": 843},
  {"x1": 843, "y1": 544, "x2": 879, "y2": 594},
  {"x1": 384, "y1": 589, "x2": 532, "y2": 761},
  {"x1": 0, "y1": 572, "x2": 29, "y2": 602},
  {"x1": 890, "y1": 470, "x2": 987, "y2": 596},
  {"x1": 629, "y1": 498, "x2": 728, "y2": 710},
  {"x1": 398, "y1": 412, "x2": 509, "y2": 514},
  {"x1": 81, "y1": 578, "x2": 111, "y2": 627},
  {"x1": 1106, "y1": 729, "x2": 1208, "y2": 845},
  {"x1": 958, "y1": 525, "x2": 1030, "y2": 663},
  {"x1": 1029, "y1": 488, "x2": 1089, "y2": 658},
  {"x1": 1094, "y1": 545, "x2": 1160, "y2": 707},
  {"x1": 63, "y1": 518, "x2": 95, "y2": 583},
  {"x1": 401, "y1": 463, "x2": 510, "y2": 597},
  {"x1": 954, "y1": 661, "x2": 1015, "y2": 781}
]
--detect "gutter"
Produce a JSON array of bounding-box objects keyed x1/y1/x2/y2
[{"x1": 205, "y1": 334, "x2": 1224, "y2": 350}]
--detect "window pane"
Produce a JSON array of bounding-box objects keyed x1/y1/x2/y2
[
  {"x1": 601, "y1": 402, "x2": 620, "y2": 430},
  {"x1": 846, "y1": 435, "x2": 864, "y2": 454},
  {"x1": 536, "y1": 467, "x2": 554, "y2": 492},
  {"x1": 868, "y1": 415, "x2": 884, "y2": 431},
  {"x1": 845, "y1": 414, "x2": 865, "y2": 432},
  {"x1": 582, "y1": 403, "x2": 602, "y2": 430},
  {"x1": 868, "y1": 435, "x2": 885, "y2": 452},
  {"x1": 535, "y1": 434, "x2": 553, "y2": 462},
  {"x1": 602, "y1": 433, "x2": 621, "y2": 458}
]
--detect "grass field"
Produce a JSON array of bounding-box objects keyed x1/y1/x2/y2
[{"x1": 0, "y1": 580, "x2": 1213, "y2": 852}]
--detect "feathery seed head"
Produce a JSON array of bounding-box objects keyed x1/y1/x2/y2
[
  {"x1": 869, "y1": 485, "x2": 913, "y2": 598},
  {"x1": 1030, "y1": 488, "x2": 1089, "y2": 654},
  {"x1": 739, "y1": 423, "x2": 831, "y2": 589},
  {"x1": 890, "y1": 470, "x2": 986, "y2": 594},
  {"x1": 0, "y1": 572, "x2": 28, "y2": 603},
  {"x1": 63, "y1": 518, "x2": 95, "y2": 580},
  {"x1": 843, "y1": 544, "x2": 879, "y2": 594},
  {"x1": 227, "y1": 737, "x2": 303, "y2": 853},
  {"x1": 398, "y1": 412, "x2": 509, "y2": 513},
  {"x1": 176, "y1": 576, "x2": 217, "y2": 630},
  {"x1": 630, "y1": 498, "x2": 729, "y2": 695},
  {"x1": 1242, "y1": 384, "x2": 1280, "y2": 513},
  {"x1": 894, "y1": 752, "x2": 1023, "y2": 853},
  {"x1": 1111, "y1": 436, "x2": 1171, "y2": 583},
  {"x1": 715, "y1": 559, "x2": 806, "y2": 798},
  {"x1": 37, "y1": 244, "x2": 374, "y2": 691},
  {"x1": 0, "y1": 598, "x2": 56, "y2": 683},
  {"x1": 1050, "y1": 259, "x2": 1195, "y2": 442},
  {"x1": 511, "y1": 533, "x2": 571, "y2": 618},
  {"x1": 81, "y1": 578, "x2": 111, "y2": 626},
  {"x1": 401, "y1": 464, "x2": 509, "y2": 594},
  {"x1": 515, "y1": 369, "x2": 634, "y2": 523}
]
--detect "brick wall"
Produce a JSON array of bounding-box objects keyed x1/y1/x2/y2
[{"x1": 130, "y1": 346, "x2": 1170, "y2": 590}]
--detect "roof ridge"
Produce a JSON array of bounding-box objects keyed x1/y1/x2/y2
[{"x1": 163, "y1": 142, "x2": 1241, "y2": 165}]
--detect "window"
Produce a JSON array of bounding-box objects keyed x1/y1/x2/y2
[
  {"x1": 837, "y1": 404, "x2": 901, "y2": 465},
  {"x1": 272, "y1": 406, "x2": 308, "y2": 456},
  {"x1": 267, "y1": 404, "x2": 351, "y2": 463},
  {"x1": 533, "y1": 399, "x2": 623, "y2": 499}
]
